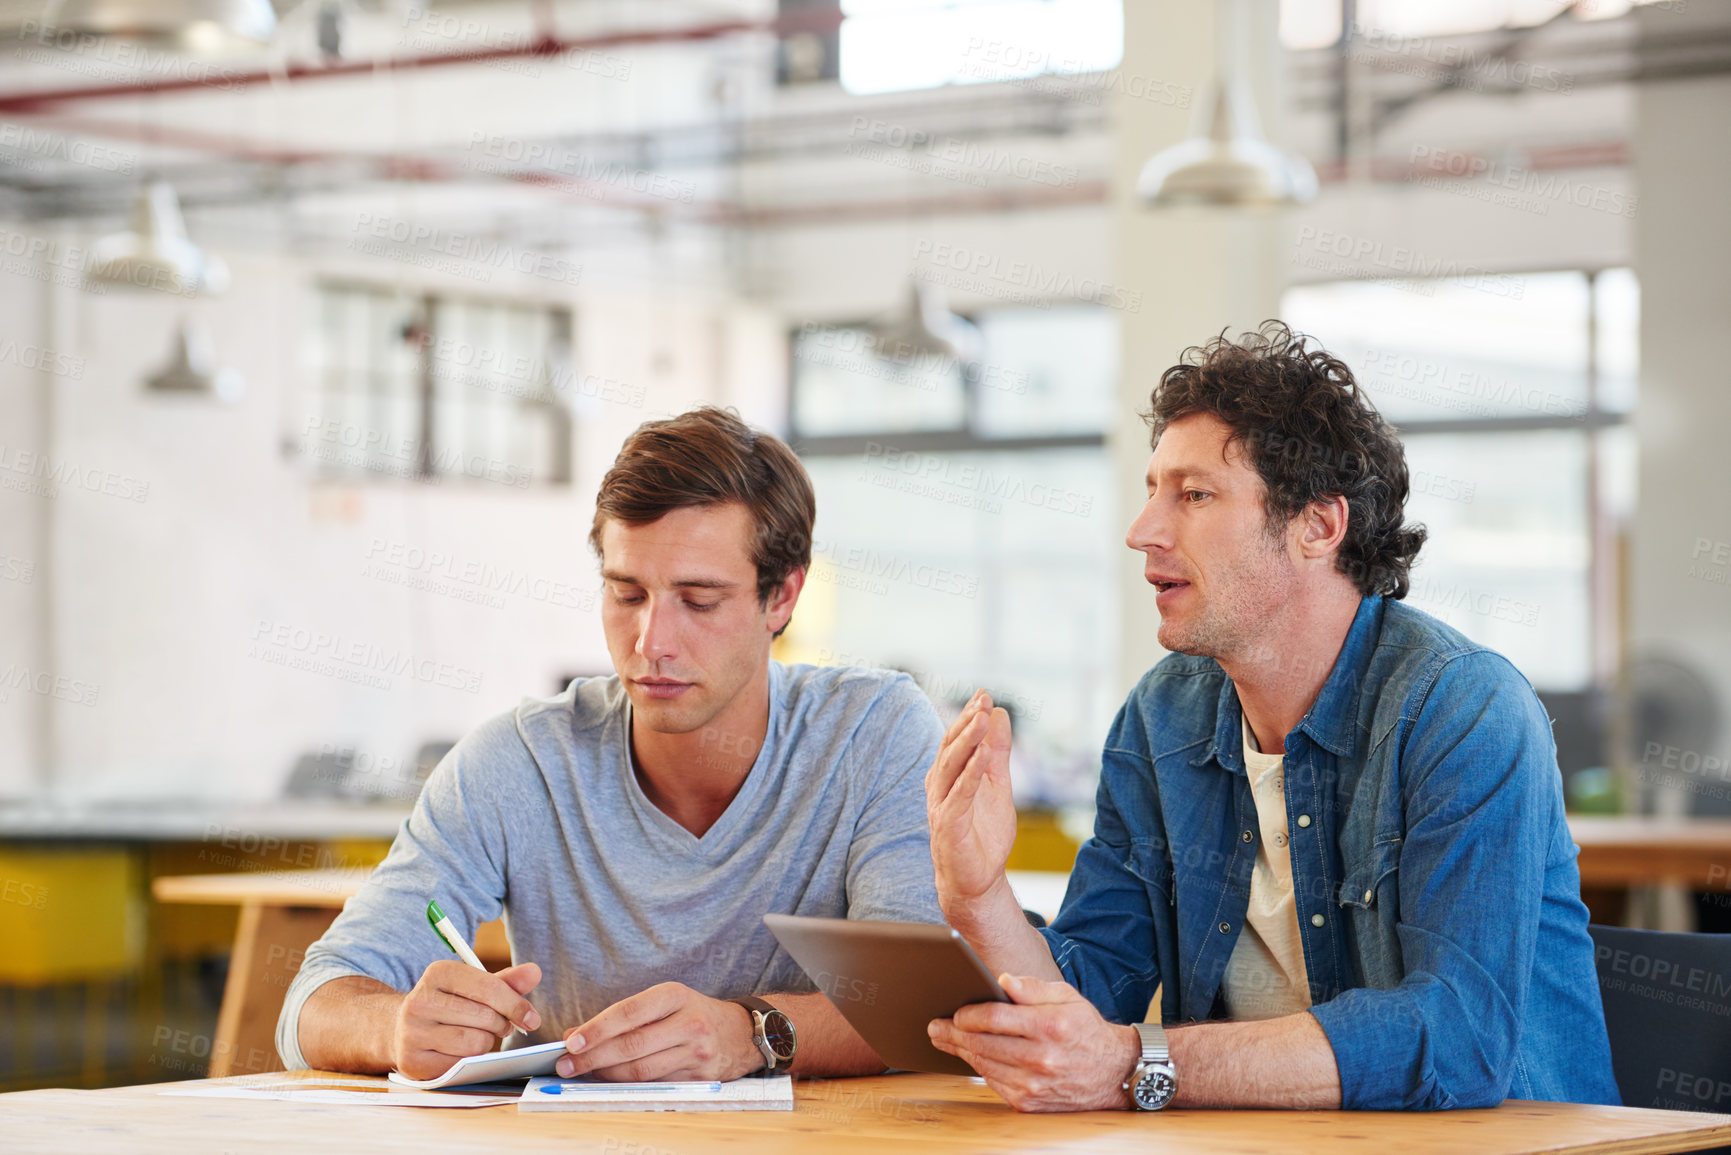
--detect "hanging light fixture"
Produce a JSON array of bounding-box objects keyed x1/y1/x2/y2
[
  {"x1": 1136, "y1": 0, "x2": 1316, "y2": 208},
  {"x1": 42, "y1": 0, "x2": 278, "y2": 52},
  {"x1": 871, "y1": 280, "x2": 981, "y2": 368},
  {"x1": 145, "y1": 320, "x2": 245, "y2": 402},
  {"x1": 87, "y1": 182, "x2": 229, "y2": 296}
]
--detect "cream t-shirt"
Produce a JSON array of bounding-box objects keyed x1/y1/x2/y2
[{"x1": 1219, "y1": 714, "x2": 1313, "y2": 1020}]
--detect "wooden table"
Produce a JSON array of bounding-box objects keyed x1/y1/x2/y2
[
  {"x1": 1569, "y1": 816, "x2": 1731, "y2": 889},
  {"x1": 1569, "y1": 816, "x2": 1731, "y2": 926},
  {"x1": 0, "y1": 801, "x2": 414, "y2": 841},
  {"x1": 2, "y1": 1069, "x2": 1728, "y2": 1153},
  {"x1": 151, "y1": 869, "x2": 510, "y2": 1078}
]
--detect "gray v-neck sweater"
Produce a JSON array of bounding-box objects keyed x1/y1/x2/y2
[{"x1": 276, "y1": 662, "x2": 946, "y2": 1069}]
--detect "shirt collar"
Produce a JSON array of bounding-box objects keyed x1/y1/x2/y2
[
  {"x1": 1295, "y1": 594, "x2": 1381, "y2": 758},
  {"x1": 1195, "y1": 676, "x2": 1248, "y2": 774},
  {"x1": 1188, "y1": 595, "x2": 1382, "y2": 769}
]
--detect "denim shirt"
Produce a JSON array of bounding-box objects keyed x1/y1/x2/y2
[{"x1": 1041, "y1": 595, "x2": 1619, "y2": 1110}]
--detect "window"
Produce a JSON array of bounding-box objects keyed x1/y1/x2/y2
[
  {"x1": 790, "y1": 323, "x2": 966, "y2": 436},
  {"x1": 1282, "y1": 268, "x2": 1637, "y2": 692},
  {"x1": 838, "y1": 0, "x2": 1123, "y2": 96},
  {"x1": 786, "y1": 303, "x2": 1118, "y2": 805},
  {"x1": 1281, "y1": 0, "x2": 1683, "y2": 48},
  {"x1": 791, "y1": 302, "x2": 1117, "y2": 440},
  {"x1": 304, "y1": 283, "x2": 573, "y2": 488}
]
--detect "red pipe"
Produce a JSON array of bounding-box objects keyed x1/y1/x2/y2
[
  {"x1": 26, "y1": 110, "x2": 707, "y2": 213},
  {"x1": 0, "y1": 8, "x2": 842, "y2": 114}
]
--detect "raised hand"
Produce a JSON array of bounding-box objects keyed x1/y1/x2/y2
[{"x1": 925, "y1": 690, "x2": 1018, "y2": 915}]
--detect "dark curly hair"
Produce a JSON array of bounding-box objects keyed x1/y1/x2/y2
[{"x1": 1145, "y1": 321, "x2": 1426, "y2": 599}]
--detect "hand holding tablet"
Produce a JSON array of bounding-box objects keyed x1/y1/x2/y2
[{"x1": 762, "y1": 914, "x2": 1008, "y2": 1076}]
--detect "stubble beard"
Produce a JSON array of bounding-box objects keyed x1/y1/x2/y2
[{"x1": 1156, "y1": 526, "x2": 1297, "y2": 663}]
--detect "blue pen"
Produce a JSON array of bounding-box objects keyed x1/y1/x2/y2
[{"x1": 539, "y1": 1082, "x2": 722, "y2": 1094}]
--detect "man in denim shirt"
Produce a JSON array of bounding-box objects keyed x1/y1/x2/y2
[{"x1": 925, "y1": 323, "x2": 1619, "y2": 1113}]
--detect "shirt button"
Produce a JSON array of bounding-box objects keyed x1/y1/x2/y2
[
  {"x1": 1218, "y1": 922, "x2": 1231, "y2": 934},
  {"x1": 1275, "y1": 832, "x2": 1288, "y2": 848},
  {"x1": 1241, "y1": 830, "x2": 1254, "y2": 843},
  {"x1": 1297, "y1": 814, "x2": 1312, "y2": 828},
  {"x1": 1311, "y1": 914, "x2": 1325, "y2": 928},
  {"x1": 1275, "y1": 777, "x2": 1283, "y2": 790},
  {"x1": 1363, "y1": 889, "x2": 1374, "y2": 903}
]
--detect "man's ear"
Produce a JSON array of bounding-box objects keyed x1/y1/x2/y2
[
  {"x1": 1297, "y1": 495, "x2": 1350, "y2": 561},
  {"x1": 764, "y1": 567, "x2": 806, "y2": 634}
]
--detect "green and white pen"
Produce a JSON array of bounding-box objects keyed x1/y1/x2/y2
[
  {"x1": 426, "y1": 899, "x2": 488, "y2": 970},
  {"x1": 426, "y1": 898, "x2": 538, "y2": 1035}
]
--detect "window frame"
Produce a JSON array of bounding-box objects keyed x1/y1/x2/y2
[{"x1": 306, "y1": 279, "x2": 575, "y2": 488}]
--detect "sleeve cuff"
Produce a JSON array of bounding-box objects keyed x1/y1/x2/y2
[
  {"x1": 274, "y1": 970, "x2": 355, "y2": 1071},
  {"x1": 1308, "y1": 992, "x2": 1445, "y2": 1111}
]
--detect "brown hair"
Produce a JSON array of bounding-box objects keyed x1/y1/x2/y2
[
  {"x1": 1145, "y1": 321, "x2": 1426, "y2": 599},
  {"x1": 590, "y1": 407, "x2": 815, "y2": 620}
]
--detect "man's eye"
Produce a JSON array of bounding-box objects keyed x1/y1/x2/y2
[
  {"x1": 612, "y1": 591, "x2": 643, "y2": 604},
  {"x1": 1183, "y1": 490, "x2": 1210, "y2": 504},
  {"x1": 686, "y1": 601, "x2": 718, "y2": 612}
]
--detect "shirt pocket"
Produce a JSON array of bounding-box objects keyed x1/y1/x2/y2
[
  {"x1": 1122, "y1": 839, "x2": 1175, "y2": 908},
  {"x1": 1337, "y1": 835, "x2": 1401, "y2": 916}
]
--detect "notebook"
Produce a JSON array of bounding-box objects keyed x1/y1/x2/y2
[
  {"x1": 385, "y1": 1040, "x2": 568, "y2": 1089},
  {"x1": 519, "y1": 1075, "x2": 794, "y2": 1112}
]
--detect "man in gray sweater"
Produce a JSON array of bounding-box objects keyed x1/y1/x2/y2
[{"x1": 278, "y1": 407, "x2": 946, "y2": 1082}]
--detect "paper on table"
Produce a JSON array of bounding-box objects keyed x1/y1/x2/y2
[
  {"x1": 159, "y1": 1076, "x2": 515, "y2": 1109},
  {"x1": 519, "y1": 1074, "x2": 794, "y2": 1112}
]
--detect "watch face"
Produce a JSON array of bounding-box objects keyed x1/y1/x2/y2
[
  {"x1": 1134, "y1": 1065, "x2": 1177, "y2": 1110},
  {"x1": 762, "y1": 1010, "x2": 797, "y2": 1061}
]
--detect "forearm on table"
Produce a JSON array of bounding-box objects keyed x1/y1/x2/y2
[
  {"x1": 295, "y1": 975, "x2": 405, "y2": 1074},
  {"x1": 1166, "y1": 1011, "x2": 1342, "y2": 1109},
  {"x1": 940, "y1": 874, "x2": 1063, "y2": 983},
  {"x1": 766, "y1": 992, "x2": 888, "y2": 1077}
]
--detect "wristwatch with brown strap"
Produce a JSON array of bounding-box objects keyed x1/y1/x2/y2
[{"x1": 733, "y1": 995, "x2": 797, "y2": 1074}]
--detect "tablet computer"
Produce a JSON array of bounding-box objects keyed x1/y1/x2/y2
[{"x1": 762, "y1": 914, "x2": 1009, "y2": 1076}]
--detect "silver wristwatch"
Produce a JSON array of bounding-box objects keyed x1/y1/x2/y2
[{"x1": 1123, "y1": 1022, "x2": 1178, "y2": 1110}]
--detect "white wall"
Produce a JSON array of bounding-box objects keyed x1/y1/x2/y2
[{"x1": 0, "y1": 229, "x2": 782, "y2": 803}]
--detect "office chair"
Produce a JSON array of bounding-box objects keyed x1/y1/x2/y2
[{"x1": 1588, "y1": 922, "x2": 1731, "y2": 1143}]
